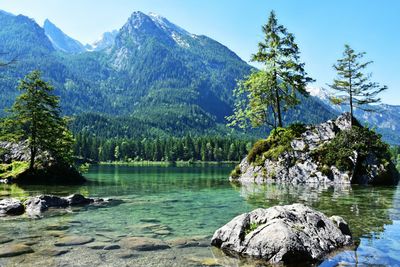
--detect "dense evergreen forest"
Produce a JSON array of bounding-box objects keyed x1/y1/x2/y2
[{"x1": 74, "y1": 133, "x2": 253, "y2": 162}]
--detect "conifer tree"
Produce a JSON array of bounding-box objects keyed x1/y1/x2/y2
[
  {"x1": 7, "y1": 70, "x2": 74, "y2": 171},
  {"x1": 228, "y1": 11, "x2": 313, "y2": 130},
  {"x1": 329, "y1": 44, "x2": 388, "y2": 127}
]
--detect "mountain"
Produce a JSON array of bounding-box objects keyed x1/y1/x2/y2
[
  {"x1": 43, "y1": 19, "x2": 86, "y2": 54},
  {"x1": 88, "y1": 30, "x2": 118, "y2": 51},
  {"x1": 0, "y1": 11, "x2": 54, "y2": 57},
  {"x1": 0, "y1": 10, "x2": 349, "y2": 139},
  {"x1": 308, "y1": 87, "x2": 400, "y2": 145}
]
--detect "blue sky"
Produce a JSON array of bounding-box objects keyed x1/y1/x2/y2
[{"x1": 1, "y1": 0, "x2": 399, "y2": 104}]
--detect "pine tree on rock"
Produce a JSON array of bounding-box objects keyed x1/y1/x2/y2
[
  {"x1": 228, "y1": 11, "x2": 314, "y2": 130},
  {"x1": 329, "y1": 44, "x2": 388, "y2": 127},
  {"x1": 9, "y1": 70, "x2": 74, "y2": 171}
]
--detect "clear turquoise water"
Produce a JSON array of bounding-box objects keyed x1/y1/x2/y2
[{"x1": 0, "y1": 164, "x2": 399, "y2": 266}]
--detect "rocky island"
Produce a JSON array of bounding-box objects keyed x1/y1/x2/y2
[
  {"x1": 230, "y1": 113, "x2": 399, "y2": 185},
  {"x1": 0, "y1": 141, "x2": 85, "y2": 184}
]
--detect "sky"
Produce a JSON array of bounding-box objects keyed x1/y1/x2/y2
[{"x1": 1, "y1": 0, "x2": 399, "y2": 105}]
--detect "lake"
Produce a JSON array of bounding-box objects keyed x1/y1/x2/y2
[{"x1": 0, "y1": 164, "x2": 399, "y2": 266}]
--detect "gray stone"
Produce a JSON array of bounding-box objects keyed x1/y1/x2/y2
[
  {"x1": 25, "y1": 195, "x2": 69, "y2": 217},
  {"x1": 0, "y1": 198, "x2": 24, "y2": 216},
  {"x1": 22, "y1": 194, "x2": 112, "y2": 217},
  {"x1": 64, "y1": 194, "x2": 94, "y2": 205},
  {"x1": 119, "y1": 237, "x2": 170, "y2": 251},
  {"x1": 54, "y1": 236, "x2": 95, "y2": 246},
  {"x1": 0, "y1": 243, "x2": 34, "y2": 257},
  {"x1": 211, "y1": 203, "x2": 352, "y2": 264}
]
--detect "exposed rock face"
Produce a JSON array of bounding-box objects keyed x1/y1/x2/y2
[
  {"x1": 0, "y1": 141, "x2": 35, "y2": 163},
  {"x1": 211, "y1": 203, "x2": 352, "y2": 265},
  {"x1": 232, "y1": 113, "x2": 399, "y2": 185},
  {"x1": 0, "y1": 198, "x2": 24, "y2": 216}
]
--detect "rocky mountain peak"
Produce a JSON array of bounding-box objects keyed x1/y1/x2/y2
[{"x1": 43, "y1": 18, "x2": 85, "y2": 54}]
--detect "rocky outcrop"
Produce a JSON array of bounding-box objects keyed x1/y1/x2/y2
[
  {"x1": 231, "y1": 113, "x2": 399, "y2": 185},
  {"x1": 0, "y1": 141, "x2": 86, "y2": 184},
  {"x1": 211, "y1": 203, "x2": 352, "y2": 265},
  {"x1": 0, "y1": 141, "x2": 38, "y2": 163},
  {"x1": 0, "y1": 194, "x2": 114, "y2": 218}
]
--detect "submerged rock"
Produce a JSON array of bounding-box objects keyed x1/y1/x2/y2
[
  {"x1": 0, "y1": 243, "x2": 33, "y2": 257},
  {"x1": 55, "y1": 236, "x2": 95, "y2": 246},
  {"x1": 0, "y1": 198, "x2": 24, "y2": 216},
  {"x1": 39, "y1": 247, "x2": 70, "y2": 256},
  {"x1": 119, "y1": 237, "x2": 170, "y2": 251},
  {"x1": 211, "y1": 203, "x2": 352, "y2": 265},
  {"x1": 232, "y1": 113, "x2": 399, "y2": 185}
]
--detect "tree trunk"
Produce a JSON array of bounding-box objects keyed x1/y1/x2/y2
[
  {"x1": 349, "y1": 91, "x2": 354, "y2": 127},
  {"x1": 273, "y1": 69, "x2": 283, "y2": 128},
  {"x1": 29, "y1": 146, "x2": 36, "y2": 172},
  {"x1": 275, "y1": 87, "x2": 283, "y2": 128}
]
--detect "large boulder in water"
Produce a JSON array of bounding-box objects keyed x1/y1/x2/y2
[
  {"x1": 231, "y1": 113, "x2": 399, "y2": 185},
  {"x1": 211, "y1": 203, "x2": 352, "y2": 265}
]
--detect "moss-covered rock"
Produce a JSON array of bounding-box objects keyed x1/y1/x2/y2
[{"x1": 230, "y1": 113, "x2": 399, "y2": 185}]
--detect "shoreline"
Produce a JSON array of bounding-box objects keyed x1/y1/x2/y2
[{"x1": 96, "y1": 160, "x2": 238, "y2": 166}]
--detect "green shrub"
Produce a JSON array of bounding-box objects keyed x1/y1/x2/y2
[
  {"x1": 0, "y1": 161, "x2": 29, "y2": 179},
  {"x1": 247, "y1": 139, "x2": 270, "y2": 163},
  {"x1": 230, "y1": 165, "x2": 242, "y2": 179},
  {"x1": 247, "y1": 123, "x2": 307, "y2": 165},
  {"x1": 312, "y1": 126, "x2": 391, "y2": 172},
  {"x1": 245, "y1": 222, "x2": 262, "y2": 235}
]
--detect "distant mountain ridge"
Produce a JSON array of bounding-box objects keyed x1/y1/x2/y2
[{"x1": 308, "y1": 87, "x2": 400, "y2": 144}]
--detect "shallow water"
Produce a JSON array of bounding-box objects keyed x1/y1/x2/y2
[{"x1": 0, "y1": 164, "x2": 399, "y2": 266}]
